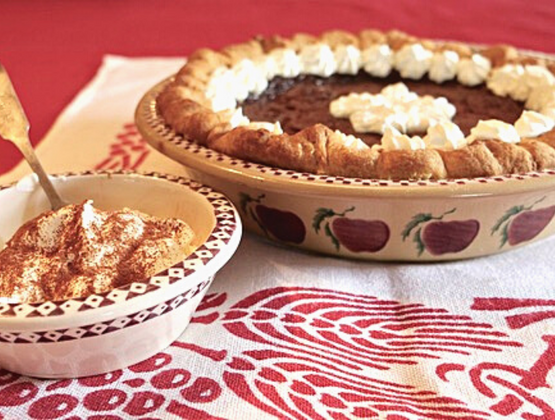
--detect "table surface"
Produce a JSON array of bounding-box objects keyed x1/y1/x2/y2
[{"x1": 1, "y1": 0, "x2": 555, "y2": 176}]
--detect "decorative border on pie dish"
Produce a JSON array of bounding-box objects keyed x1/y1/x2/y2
[
  {"x1": 0, "y1": 278, "x2": 212, "y2": 344},
  {"x1": 137, "y1": 81, "x2": 555, "y2": 188},
  {"x1": 0, "y1": 170, "x2": 239, "y2": 319}
]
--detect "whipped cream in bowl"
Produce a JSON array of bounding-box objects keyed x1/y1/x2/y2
[{"x1": 0, "y1": 171, "x2": 241, "y2": 378}]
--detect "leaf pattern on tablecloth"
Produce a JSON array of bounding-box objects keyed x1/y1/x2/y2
[
  {"x1": 4, "y1": 289, "x2": 555, "y2": 419},
  {"x1": 471, "y1": 297, "x2": 555, "y2": 329},
  {"x1": 94, "y1": 123, "x2": 150, "y2": 171},
  {"x1": 220, "y1": 287, "x2": 525, "y2": 419},
  {"x1": 191, "y1": 292, "x2": 228, "y2": 325},
  {"x1": 432, "y1": 297, "x2": 555, "y2": 419}
]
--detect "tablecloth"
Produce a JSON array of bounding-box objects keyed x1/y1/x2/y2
[{"x1": 1, "y1": 55, "x2": 555, "y2": 420}]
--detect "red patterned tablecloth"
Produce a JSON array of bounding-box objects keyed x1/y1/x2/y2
[{"x1": 2, "y1": 2, "x2": 555, "y2": 419}]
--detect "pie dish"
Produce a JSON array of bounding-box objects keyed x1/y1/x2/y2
[
  {"x1": 156, "y1": 29, "x2": 555, "y2": 181},
  {"x1": 136, "y1": 31, "x2": 555, "y2": 261},
  {"x1": 0, "y1": 171, "x2": 241, "y2": 378}
]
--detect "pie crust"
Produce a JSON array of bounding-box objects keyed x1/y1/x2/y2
[{"x1": 157, "y1": 29, "x2": 555, "y2": 180}]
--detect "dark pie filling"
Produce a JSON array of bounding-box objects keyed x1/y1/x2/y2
[{"x1": 241, "y1": 71, "x2": 525, "y2": 146}]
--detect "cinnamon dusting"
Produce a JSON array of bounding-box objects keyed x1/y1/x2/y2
[{"x1": 0, "y1": 201, "x2": 195, "y2": 303}]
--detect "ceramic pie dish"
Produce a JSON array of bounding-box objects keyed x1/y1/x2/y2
[
  {"x1": 0, "y1": 171, "x2": 241, "y2": 378},
  {"x1": 136, "y1": 81, "x2": 555, "y2": 261},
  {"x1": 135, "y1": 29, "x2": 555, "y2": 261}
]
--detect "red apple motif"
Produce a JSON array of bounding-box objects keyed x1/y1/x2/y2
[
  {"x1": 255, "y1": 205, "x2": 306, "y2": 244},
  {"x1": 508, "y1": 206, "x2": 555, "y2": 245},
  {"x1": 239, "y1": 193, "x2": 306, "y2": 244},
  {"x1": 492, "y1": 197, "x2": 555, "y2": 247},
  {"x1": 402, "y1": 208, "x2": 480, "y2": 256},
  {"x1": 421, "y1": 220, "x2": 480, "y2": 255},
  {"x1": 313, "y1": 207, "x2": 390, "y2": 252}
]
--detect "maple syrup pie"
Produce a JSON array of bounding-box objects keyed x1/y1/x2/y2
[{"x1": 157, "y1": 30, "x2": 555, "y2": 180}]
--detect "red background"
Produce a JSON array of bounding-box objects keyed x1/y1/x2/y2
[{"x1": 1, "y1": 0, "x2": 555, "y2": 174}]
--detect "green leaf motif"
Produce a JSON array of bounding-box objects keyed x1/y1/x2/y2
[
  {"x1": 239, "y1": 192, "x2": 268, "y2": 237},
  {"x1": 402, "y1": 213, "x2": 432, "y2": 241},
  {"x1": 313, "y1": 208, "x2": 336, "y2": 234},
  {"x1": 239, "y1": 192, "x2": 250, "y2": 215},
  {"x1": 500, "y1": 222, "x2": 510, "y2": 249},
  {"x1": 324, "y1": 221, "x2": 340, "y2": 251},
  {"x1": 437, "y1": 208, "x2": 457, "y2": 220},
  {"x1": 414, "y1": 227, "x2": 426, "y2": 256},
  {"x1": 491, "y1": 205, "x2": 524, "y2": 235},
  {"x1": 239, "y1": 192, "x2": 265, "y2": 214}
]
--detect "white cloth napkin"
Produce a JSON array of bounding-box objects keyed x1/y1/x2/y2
[{"x1": 1, "y1": 56, "x2": 555, "y2": 420}]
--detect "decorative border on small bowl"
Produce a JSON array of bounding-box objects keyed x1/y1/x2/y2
[
  {"x1": 0, "y1": 278, "x2": 212, "y2": 344},
  {"x1": 138, "y1": 79, "x2": 555, "y2": 189},
  {"x1": 0, "y1": 170, "x2": 239, "y2": 319}
]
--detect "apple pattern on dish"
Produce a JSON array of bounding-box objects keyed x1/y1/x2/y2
[
  {"x1": 239, "y1": 193, "x2": 306, "y2": 244},
  {"x1": 402, "y1": 208, "x2": 480, "y2": 256},
  {"x1": 313, "y1": 206, "x2": 390, "y2": 253},
  {"x1": 492, "y1": 197, "x2": 555, "y2": 248}
]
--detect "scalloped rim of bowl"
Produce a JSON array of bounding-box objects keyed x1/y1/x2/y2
[
  {"x1": 136, "y1": 78, "x2": 555, "y2": 200},
  {"x1": 0, "y1": 170, "x2": 242, "y2": 322}
]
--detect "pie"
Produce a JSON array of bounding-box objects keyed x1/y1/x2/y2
[{"x1": 157, "y1": 29, "x2": 555, "y2": 180}]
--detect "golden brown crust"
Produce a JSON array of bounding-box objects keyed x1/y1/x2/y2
[
  {"x1": 176, "y1": 60, "x2": 219, "y2": 84},
  {"x1": 157, "y1": 88, "x2": 216, "y2": 139},
  {"x1": 180, "y1": 112, "x2": 223, "y2": 145},
  {"x1": 519, "y1": 139, "x2": 555, "y2": 169},
  {"x1": 207, "y1": 126, "x2": 324, "y2": 173},
  {"x1": 289, "y1": 33, "x2": 319, "y2": 51},
  {"x1": 158, "y1": 84, "x2": 204, "y2": 108},
  {"x1": 438, "y1": 42, "x2": 473, "y2": 58},
  {"x1": 188, "y1": 48, "x2": 231, "y2": 67},
  {"x1": 172, "y1": 75, "x2": 208, "y2": 93},
  {"x1": 377, "y1": 149, "x2": 447, "y2": 180},
  {"x1": 358, "y1": 29, "x2": 387, "y2": 49},
  {"x1": 320, "y1": 30, "x2": 360, "y2": 48},
  {"x1": 440, "y1": 142, "x2": 504, "y2": 178},
  {"x1": 386, "y1": 30, "x2": 418, "y2": 51},
  {"x1": 220, "y1": 40, "x2": 264, "y2": 63},
  {"x1": 510, "y1": 56, "x2": 542, "y2": 66},
  {"x1": 255, "y1": 35, "x2": 289, "y2": 53},
  {"x1": 157, "y1": 29, "x2": 555, "y2": 180},
  {"x1": 326, "y1": 137, "x2": 380, "y2": 178},
  {"x1": 483, "y1": 140, "x2": 536, "y2": 174},
  {"x1": 480, "y1": 45, "x2": 519, "y2": 68},
  {"x1": 537, "y1": 130, "x2": 555, "y2": 148}
]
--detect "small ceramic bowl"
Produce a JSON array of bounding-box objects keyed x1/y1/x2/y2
[
  {"x1": 136, "y1": 80, "x2": 555, "y2": 261},
  {"x1": 0, "y1": 171, "x2": 241, "y2": 378}
]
